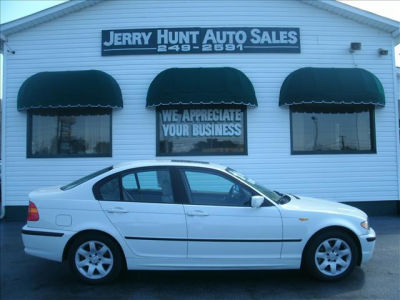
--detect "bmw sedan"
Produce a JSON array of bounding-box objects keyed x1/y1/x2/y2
[{"x1": 22, "y1": 160, "x2": 376, "y2": 284}]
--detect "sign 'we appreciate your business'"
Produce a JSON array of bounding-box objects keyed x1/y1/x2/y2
[{"x1": 102, "y1": 27, "x2": 300, "y2": 55}]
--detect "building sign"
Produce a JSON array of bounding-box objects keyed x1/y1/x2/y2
[
  {"x1": 102, "y1": 27, "x2": 300, "y2": 56},
  {"x1": 157, "y1": 106, "x2": 247, "y2": 156}
]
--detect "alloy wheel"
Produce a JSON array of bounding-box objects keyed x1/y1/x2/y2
[
  {"x1": 314, "y1": 238, "x2": 352, "y2": 277},
  {"x1": 74, "y1": 240, "x2": 114, "y2": 280}
]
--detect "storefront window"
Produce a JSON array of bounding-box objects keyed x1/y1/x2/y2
[
  {"x1": 290, "y1": 104, "x2": 376, "y2": 154},
  {"x1": 157, "y1": 105, "x2": 247, "y2": 156},
  {"x1": 28, "y1": 108, "x2": 111, "y2": 157}
]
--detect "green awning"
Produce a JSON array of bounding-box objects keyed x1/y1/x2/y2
[
  {"x1": 17, "y1": 70, "x2": 123, "y2": 111},
  {"x1": 279, "y1": 67, "x2": 385, "y2": 107},
  {"x1": 146, "y1": 67, "x2": 257, "y2": 107}
]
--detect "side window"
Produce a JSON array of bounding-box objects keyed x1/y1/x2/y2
[
  {"x1": 98, "y1": 177, "x2": 121, "y2": 201},
  {"x1": 95, "y1": 168, "x2": 175, "y2": 204},
  {"x1": 122, "y1": 174, "x2": 138, "y2": 190},
  {"x1": 121, "y1": 173, "x2": 139, "y2": 202},
  {"x1": 185, "y1": 171, "x2": 232, "y2": 193},
  {"x1": 183, "y1": 170, "x2": 252, "y2": 206},
  {"x1": 137, "y1": 171, "x2": 162, "y2": 191},
  {"x1": 121, "y1": 169, "x2": 175, "y2": 204}
]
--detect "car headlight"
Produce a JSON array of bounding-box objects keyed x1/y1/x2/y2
[{"x1": 361, "y1": 220, "x2": 369, "y2": 230}]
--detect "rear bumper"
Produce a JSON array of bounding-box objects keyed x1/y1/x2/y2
[
  {"x1": 359, "y1": 227, "x2": 376, "y2": 264},
  {"x1": 21, "y1": 225, "x2": 74, "y2": 262}
]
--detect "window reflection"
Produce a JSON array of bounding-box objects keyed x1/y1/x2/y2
[
  {"x1": 29, "y1": 108, "x2": 111, "y2": 157},
  {"x1": 291, "y1": 105, "x2": 375, "y2": 153},
  {"x1": 183, "y1": 170, "x2": 252, "y2": 206}
]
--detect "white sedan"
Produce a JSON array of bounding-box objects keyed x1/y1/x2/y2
[{"x1": 22, "y1": 160, "x2": 376, "y2": 284}]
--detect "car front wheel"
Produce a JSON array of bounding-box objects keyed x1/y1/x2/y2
[
  {"x1": 68, "y1": 232, "x2": 123, "y2": 284},
  {"x1": 303, "y1": 230, "x2": 359, "y2": 281}
]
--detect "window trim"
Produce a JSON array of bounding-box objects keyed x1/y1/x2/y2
[
  {"x1": 289, "y1": 105, "x2": 377, "y2": 155},
  {"x1": 156, "y1": 105, "x2": 248, "y2": 156},
  {"x1": 92, "y1": 173, "x2": 121, "y2": 201},
  {"x1": 177, "y1": 167, "x2": 271, "y2": 207},
  {"x1": 93, "y1": 166, "x2": 181, "y2": 205},
  {"x1": 26, "y1": 109, "x2": 113, "y2": 158}
]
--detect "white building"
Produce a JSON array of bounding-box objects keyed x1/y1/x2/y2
[{"x1": 1, "y1": 0, "x2": 399, "y2": 219}]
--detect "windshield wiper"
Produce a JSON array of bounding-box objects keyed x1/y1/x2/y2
[
  {"x1": 274, "y1": 190, "x2": 291, "y2": 204},
  {"x1": 277, "y1": 194, "x2": 291, "y2": 205},
  {"x1": 275, "y1": 190, "x2": 299, "y2": 202}
]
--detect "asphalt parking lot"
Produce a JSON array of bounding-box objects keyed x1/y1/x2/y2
[{"x1": 1, "y1": 217, "x2": 399, "y2": 300}]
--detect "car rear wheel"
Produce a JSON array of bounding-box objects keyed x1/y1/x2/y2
[
  {"x1": 68, "y1": 232, "x2": 123, "y2": 284},
  {"x1": 303, "y1": 230, "x2": 358, "y2": 281}
]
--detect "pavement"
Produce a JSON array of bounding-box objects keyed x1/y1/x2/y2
[{"x1": 1, "y1": 217, "x2": 399, "y2": 300}]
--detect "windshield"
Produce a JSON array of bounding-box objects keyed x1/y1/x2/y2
[
  {"x1": 226, "y1": 168, "x2": 281, "y2": 203},
  {"x1": 61, "y1": 166, "x2": 113, "y2": 190}
]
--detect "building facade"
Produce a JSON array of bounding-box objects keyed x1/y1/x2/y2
[{"x1": 1, "y1": 0, "x2": 399, "y2": 219}]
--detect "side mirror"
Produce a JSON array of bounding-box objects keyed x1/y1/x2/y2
[{"x1": 251, "y1": 195, "x2": 264, "y2": 208}]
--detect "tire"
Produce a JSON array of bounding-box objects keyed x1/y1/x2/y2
[
  {"x1": 68, "y1": 232, "x2": 123, "y2": 284},
  {"x1": 303, "y1": 229, "x2": 359, "y2": 281}
]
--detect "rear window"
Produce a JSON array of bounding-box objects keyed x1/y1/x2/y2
[{"x1": 61, "y1": 166, "x2": 113, "y2": 191}]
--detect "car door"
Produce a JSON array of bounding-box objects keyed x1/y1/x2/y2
[
  {"x1": 179, "y1": 167, "x2": 283, "y2": 265},
  {"x1": 96, "y1": 167, "x2": 187, "y2": 260}
]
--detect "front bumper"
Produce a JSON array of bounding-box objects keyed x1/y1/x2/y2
[
  {"x1": 21, "y1": 225, "x2": 74, "y2": 262},
  {"x1": 359, "y1": 227, "x2": 376, "y2": 264}
]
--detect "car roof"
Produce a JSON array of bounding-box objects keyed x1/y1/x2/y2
[{"x1": 112, "y1": 160, "x2": 227, "y2": 172}]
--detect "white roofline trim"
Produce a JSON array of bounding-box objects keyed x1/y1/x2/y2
[
  {"x1": 302, "y1": 0, "x2": 400, "y2": 38},
  {"x1": 0, "y1": 0, "x2": 399, "y2": 39},
  {"x1": 393, "y1": 29, "x2": 400, "y2": 45},
  {"x1": 0, "y1": 0, "x2": 104, "y2": 36}
]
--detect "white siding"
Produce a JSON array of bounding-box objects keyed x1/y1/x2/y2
[{"x1": 2, "y1": 0, "x2": 399, "y2": 206}]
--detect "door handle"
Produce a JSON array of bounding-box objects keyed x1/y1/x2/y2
[
  {"x1": 107, "y1": 207, "x2": 128, "y2": 214},
  {"x1": 186, "y1": 210, "x2": 209, "y2": 217}
]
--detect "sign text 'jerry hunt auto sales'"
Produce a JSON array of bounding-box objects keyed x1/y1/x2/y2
[{"x1": 102, "y1": 27, "x2": 300, "y2": 55}]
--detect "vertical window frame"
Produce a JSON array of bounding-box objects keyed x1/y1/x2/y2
[
  {"x1": 289, "y1": 105, "x2": 377, "y2": 155},
  {"x1": 26, "y1": 109, "x2": 113, "y2": 158}
]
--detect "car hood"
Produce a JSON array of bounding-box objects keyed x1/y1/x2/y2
[{"x1": 281, "y1": 195, "x2": 367, "y2": 219}]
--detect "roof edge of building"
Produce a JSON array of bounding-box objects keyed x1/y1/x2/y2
[
  {"x1": 0, "y1": 0, "x2": 399, "y2": 38},
  {"x1": 302, "y1": 0, "x2": 400, "y2": 37},
  {"x1": 0, "y1": 0, "x2": 104, "y2": 36}
]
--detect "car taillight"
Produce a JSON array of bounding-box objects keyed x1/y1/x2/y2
[{"x1": 27, "y1": 201, "x2": 39, "y2": 221}]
